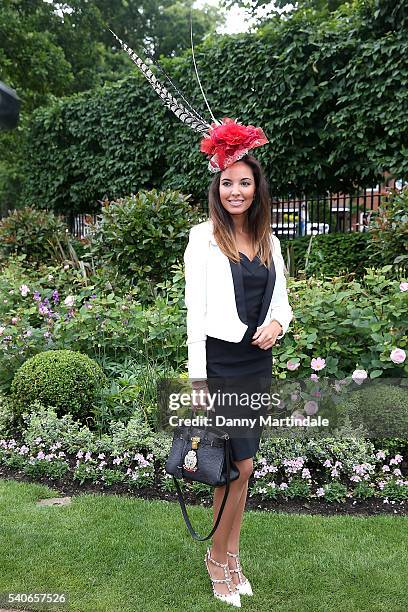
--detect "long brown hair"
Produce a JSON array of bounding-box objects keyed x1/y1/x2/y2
[{"x1": 208, "y1": 154, "x2": 273, "y2": 267}]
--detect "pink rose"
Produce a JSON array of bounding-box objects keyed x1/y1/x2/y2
[
  {"x1": 287, "y1": 359, "x2": 300, "y2": 371},
  {"x1": 352, "y1": 369, "x2": 368, "y2": 384},
  {"x1": 390, "y1": 348, "x2": 406, "y2": 364},
  {"x1": 399, "y1": 282, "x2": 408, "y2": 292},
  {"x1": 304, "y1": 400, "x2": 318, "y2": 415}
]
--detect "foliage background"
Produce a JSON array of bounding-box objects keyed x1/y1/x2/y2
[{"x1": 12, "y1": 0, "x2": 408, "y2": 215}]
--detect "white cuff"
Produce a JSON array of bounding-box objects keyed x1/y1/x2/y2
[{"x1": 187, "y1": 340, "x2": 207, "y2": 380}]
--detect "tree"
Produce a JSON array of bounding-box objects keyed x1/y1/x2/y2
[
  {"x1": 95, "y1": 0, "x2": 223, "y2": 60},
  {"x1": 221, "y1": 0, "x2": 348, "y2": 21},
  {"x1": 0, "y1": 0, "x2": 222, "y2": 213},
  {"x1": 0, "y1": 0, "x2": 74, "y2": 112}
]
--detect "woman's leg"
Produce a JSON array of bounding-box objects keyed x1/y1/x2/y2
[
  {"x1": 226, "y1": 479, "x2": 250, "y2": 585},
  {"x1": 226, "y1": 479, "x2": 248, "y2": 553},
  {"x1": 206, "y1": 458, "x2": 253, "y2": 596}
]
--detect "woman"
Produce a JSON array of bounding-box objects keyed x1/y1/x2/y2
[
  {"x1": 184, "y1": 154, "x2": 293, "y2": 607},
  {"x1": 110, "y1": 34, "x2": 292, "y2": 608}
]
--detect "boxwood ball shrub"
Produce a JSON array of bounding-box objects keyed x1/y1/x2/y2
[{"x1": 10, "y1": 350, "x2": 107, "y2": 422}]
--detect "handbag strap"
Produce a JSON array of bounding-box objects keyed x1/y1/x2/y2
[{"x1": 172, "y1": 438, "x2": 233, "y2": 541}]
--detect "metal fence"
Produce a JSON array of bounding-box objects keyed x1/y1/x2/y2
[
  {"x1": 64, "y1": 212, "x2": 99, "y2": 239},
  {"x1": 61, "y1": 178, "x2": 407, "y2": 240},
  {"x1": 271, "y1": 178, "x2": 408, "y2": 239}
]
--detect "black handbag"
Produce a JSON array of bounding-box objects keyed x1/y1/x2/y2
[{"x1": 165, "y1": 421, "x2": 240, "y2": 541}]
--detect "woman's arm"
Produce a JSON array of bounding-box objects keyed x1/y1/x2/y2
[
  {"x1": 269, "y1": 234, "x2": 293, "y2": 339},
  {"x1": 184, "y1": 225, "x2": 208, "y2": 380}
]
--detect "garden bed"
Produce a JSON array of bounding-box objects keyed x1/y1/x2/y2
[{"x1": 1, "y1": 464, "x2": 406, "y2": 517}]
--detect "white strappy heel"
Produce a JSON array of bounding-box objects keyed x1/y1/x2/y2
[
  {"x1": 205, "y1": 548, "x2": 241, "y2": 607},
  {"x1": 227, "y1": 551, "x2": 253, "y2": 596}
]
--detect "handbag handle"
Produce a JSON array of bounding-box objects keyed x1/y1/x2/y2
[{"x1": 172, "y1": 438, "x2": 233, "y2": 541}]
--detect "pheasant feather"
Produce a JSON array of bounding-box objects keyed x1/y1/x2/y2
[
  {"x1": 141, "y1": 46, "x2": 209, "y2": 127},
  {"x1": 109, "y1": 30, "x2": 210, "y2": 136}
]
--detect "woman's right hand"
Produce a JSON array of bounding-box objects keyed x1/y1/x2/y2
[{"x1": 191, "y1": 379, "x2": 210, "y2": 411}]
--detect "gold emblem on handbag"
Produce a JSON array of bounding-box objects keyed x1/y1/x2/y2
[{"x1": 183, "y1": 436, "x2": 200, "y2": 472}]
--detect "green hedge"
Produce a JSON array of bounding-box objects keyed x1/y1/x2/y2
[
  {"x1": 281, "y1": 232, "x2": 373, "y2": 277},
  {"x1": 21, "y1": 0, "x2": 408, "y2": 213}
]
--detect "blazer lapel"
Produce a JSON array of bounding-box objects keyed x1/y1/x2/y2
[
  {"x1": 256, "y1": 257, "x2": 276, "y2": 327},
  {"x1": 229, "y1": 258, "x2": 248, "y2": 324}
]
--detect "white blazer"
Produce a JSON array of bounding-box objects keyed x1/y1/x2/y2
[{"x1": 184, "y1": 219, "x2": 293, "y2": 379}]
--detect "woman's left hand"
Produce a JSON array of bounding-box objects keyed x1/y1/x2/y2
[{"x1": 251, "y1": 320, "x2": 283, "y2": 350}]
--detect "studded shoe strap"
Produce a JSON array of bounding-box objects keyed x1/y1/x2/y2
[
  {"x1": 206, "y1": 550, "x2": 234, "y2": 594},
  {"x1": 227, "y1": 551, "x2": 244, "y2": 582}
]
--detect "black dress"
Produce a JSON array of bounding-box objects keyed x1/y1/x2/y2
[{"x1": 206, "y1": 252, "x2": 273, "y2": 461}]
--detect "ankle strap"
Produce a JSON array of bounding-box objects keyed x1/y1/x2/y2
[
  {"x1": 207, "y1": 548, "x2": 228, "y2": 569},
  {"x1": 227, "y1": 551, "x2": 240, "y2": 558},
  {"x1": 227, "y1": 550, "x2": 244, "y2": 580}
]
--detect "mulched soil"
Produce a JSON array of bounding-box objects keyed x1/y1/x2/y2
[{"x1": 0, "y1": 465, "x2": 406, "y2": 516}]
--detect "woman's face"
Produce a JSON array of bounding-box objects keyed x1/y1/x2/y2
[{"x1": 219, "y1": 161, "x2": 256, "y2": 217}]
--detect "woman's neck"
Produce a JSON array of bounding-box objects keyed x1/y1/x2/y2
[{"x1": 231, "y1": 213, "x2": 249, "y2": 235}]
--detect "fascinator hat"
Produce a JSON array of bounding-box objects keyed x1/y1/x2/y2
[{"x1": 110, "y1": 27, "x2": 268, "y2": 172}]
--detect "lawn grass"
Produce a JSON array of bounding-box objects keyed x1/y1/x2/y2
[{"x1": 0, "y1": 478, "x2": 407, "y2": 612}]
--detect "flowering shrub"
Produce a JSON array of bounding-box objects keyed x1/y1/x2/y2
[
  {"x1": 19, "y1": 404, "x2": 172, "y2": 460},
  {"x1": 1, "y1": 404, "x2": 406, "y2": 504},
  {"x1": 0, "y1": 436, "x2": 154, "y2": 488},
  {"x1": 72, "y1": 449, "x2": 154, "y2": 488},
  {"x1": 0, "y1": 207, "x2": 67, "y2": 265},
  {"x1": 0, "y1": 437, "x2": 69, "y2": 479},
  {"x1": 22, "y1": 403, "x2": 97, "y2": 452},
  {"x1": 0, "y1": 264, "x2": 185, "y2": 393},
  {"x1": 0, "y1": 405, "x2": 160, "y2": 489},
  {"x1": 250, "y1": 437, "x2": 408, "y2": 504},
  {"x1": 279, "y1": 265, "x2": 407, "y2": 379}
]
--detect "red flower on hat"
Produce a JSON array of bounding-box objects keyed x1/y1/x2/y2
[{"x1": 200, "y1": 117, "x2": 269, "y2": 171}]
